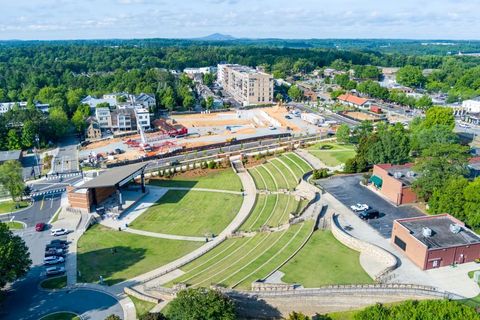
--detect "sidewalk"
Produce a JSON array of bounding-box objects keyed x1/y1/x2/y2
[{"x1": 125, "y1": 228, "x2": 206, "y2": 242}]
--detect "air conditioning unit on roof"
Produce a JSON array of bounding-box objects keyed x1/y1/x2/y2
[{"x1": 422, "y1": 227, "x2": 432, "y2": 237}]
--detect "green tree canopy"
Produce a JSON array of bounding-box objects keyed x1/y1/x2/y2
[
  {"x1": 0, "y1": 223, "x2": 32, "y2": 289},
  {"x1": 166, "y1": 288, "x2": 236, "y2": 320},
  {"x1": 396, "y1": 65, "x2": 426, "y2": 88},
  {"x1": 423, "y1": 106, "x2": 455, "y2": 130},
  {"x1": 0, "y1": 160, "x2": 25, "y2": 202},
  {"x1": 288, "y1": 85, "x2": 303, "y2": 102},
  {"x1": 336, "y1": 124, "x2": 351, "y2": 144},
  {"x1": 464, "y1": 178, "x2": 480, "y2": 228}
]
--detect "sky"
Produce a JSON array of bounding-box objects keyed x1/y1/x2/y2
[{"x1": 0, "y1": 0, "x2": 479, "y2": 40}]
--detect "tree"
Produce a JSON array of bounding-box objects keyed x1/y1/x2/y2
[
  {"x1": 287, "y1": 311, "x2": 311, "y2": 320},
  {"x1": 415, "y1": 95, "x2": 433, "y2": 110},
  {"x1": 336, "y1": 124, "x2": 350, "y2": 144},
  {"x1": 0, "y1": 222, "x2": 32, "y2": 289},
  {"x1": 464, "y1": 178, "x2": 480, "y2": 228},
  {"x1": 275, "y1": 93, "x2": 283, "y2": 103},
  {"x1": 48, "y1": 107, "x2": 69, "y2": 139},
  {"x1": 183, "y1": 95, "x2": 195, "y2": 110},
  {"x1": 21, "y1": 120, "x2": 37, "y2": 149},
  {"x1": 71, "y1": 108, "x2": 87, "y2": 133},
  {"x1": 428, "y1": 177, "x2": 468, "y2": 220},
  {"x1": 6, "y1": 129, "x2": 21, "y2": 150},
  {"x1": 205, "y1": 96, "x2": 214, "y2": 110},
  {"x1": 139, "y1": 313, "x2": 168, "y2": 320},
  {"x1": 423, "y1": 106, "x2": 455, "y2": 130},
  {"x1": 288, "y1": 85, "x2": 303, "y2": 102},
  {"x1": 410, "y1": 124, "x2": 458, "y2": 153},
  {"x1": 104, "y1": 315, "x2": 121, "y2": 320},
  {"x1": 166, "y1": 288, "x2": 236, "y2": 320},
  {"x1": 413, "y1": 143, "x2": 469, "y2": 201},
  {"x1": 396, "y1": 65, "x2": 426, "y2": 88},
  {"x1": 0, "y1": 160, "x2": 25, "y2": 202}
]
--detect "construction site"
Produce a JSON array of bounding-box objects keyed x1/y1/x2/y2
[{"x1": 79, "y1": 106, "x2": 328, "y2": 166}]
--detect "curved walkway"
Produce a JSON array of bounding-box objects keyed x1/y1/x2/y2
[{"x1": 125, "y1": 228, "x2": 207, "y2": 242}]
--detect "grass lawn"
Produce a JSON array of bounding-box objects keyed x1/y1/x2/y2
[
  {"x1": 128, "y1": 294, "x2": 156, "y2": 318},
  {"x1": 130, "y1": 190, "x2": 242, "y2": 237},
  {"x1": 461, "y1": 270, "x2": 480, "y2": 308},
  {"x1": 4, "y1": 221, "x2": 24, "y2": 230},
  {"x1": 40, "y1": 275, "x2": 67, "y2": 289},
  {"x1": 77, "y1": 224, "x2": 202, "y2": 285},
  {"x1": 149, "y1": 169, "x2": 242, "y2": 191},
  {"x1": 307, "y1": 143, "x2": 356, "y2": 167},
  {"x1": 328, "y1": 309, "x2": 358, "y2": 320},
  {"x1": 40, "y1": 312, "x2": 79, "y2": 320},
  {"x1": 284, "y1": 153, "x2": 313, "y2": 173},
  {"x1": 280, "y1": 230, "x2": 373, "y2": 287},
  {"x1": 0, "y1": 200, "x2": 29, "y2": 214}
]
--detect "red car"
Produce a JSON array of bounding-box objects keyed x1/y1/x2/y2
[{"x1": 35, "y1": 223, "x2": 46, "y2": 232}]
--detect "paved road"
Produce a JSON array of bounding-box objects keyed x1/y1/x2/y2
[
  {"x1": 0, "y1": 194, "x2": 61, "y2": 227},
  {"x1": 317, "y1": 174, "x2": 424, "y2": 238},
  {"x1": 52, "y1": 135, "x2": 80, "y2": 174}
]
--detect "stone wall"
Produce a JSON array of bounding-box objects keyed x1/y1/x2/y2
[{"x1": 330, "y1": 213, "x2": 398, "y2": 280}]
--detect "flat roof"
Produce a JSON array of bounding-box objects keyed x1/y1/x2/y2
[
  {"x1": 78, "y1": 163, "x2": 147, "y2": 189},
  {"x1": 376, "y1": 163, "x2": 417, "y2": 186},
  {"x1": 397, "y1": 215, "x2": 480, "y2": 249},
  {"x1": 0, "y1": 150, "x2": 21, "y2": 162}
]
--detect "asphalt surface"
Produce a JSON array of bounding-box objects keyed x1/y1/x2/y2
[
  {"x1": 1, "y1": 225, "x2": 123, "y2": 320},
  {"x1": 0, "y1": 194, "x2": 61, "y2": 227},
  {"x1": 52, "y1": 136, "x2": 79, "y2": 174},
  {"x1": 317, "y1": 174, "x2": 424, "y2": 238}
]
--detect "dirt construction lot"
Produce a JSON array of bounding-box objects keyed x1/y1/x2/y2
[{"x1": 343, "y1": 111, "x2": 381, "y2": 121}]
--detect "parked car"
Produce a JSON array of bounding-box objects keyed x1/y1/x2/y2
[
  {"x1": 268, "y1": 125, "x2": 276, "y2": 130},
  {"x1": 35, "y1": 223, "x2": 46, "y2": 232},
  {"x1": 45, "y1": 248, "x2": 66, "y2": 257},
  {"x1": 46, "y1": 266, "x2": 65, "y2": 276},
  {"x1": 359, "y1": 209, "x2": 380, "y2": 220},
  {"x1": 50, "y1": 239, "x2": 68, "y2": 245},
  {"x1": 284, "y1": 115, "x2": 292, "y2": 119},
  {"x1": 350, "y1": 203, "x2": 369, "y2": 212},
  {"x1": 50, "y1": 228, "x2": 70, "y2": 236},
  {"x1": 46, "y1": 242, "x2": 67, "y2": 250},
  {"x1": 44, "y1": 256, "x2": 65, "y2": 265}
]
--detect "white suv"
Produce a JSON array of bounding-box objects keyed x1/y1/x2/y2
[
  {"x1": 350, "y1": 203, "x2": 369, "y2": 212},
  {"x1": 44, "y1": 256, "x2": 64, "y2": 265},
  {"x1": 50, "y1": 228, "x2": 70, "y2": 236}
]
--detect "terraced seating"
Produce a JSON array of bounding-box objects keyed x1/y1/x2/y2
[{"x1": 169, "y1": 221, "x2": 314, "y2": 290}]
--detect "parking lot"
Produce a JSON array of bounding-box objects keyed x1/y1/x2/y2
[{"x1": 318, "y1": 174, "x2": 424, "y2": 238}]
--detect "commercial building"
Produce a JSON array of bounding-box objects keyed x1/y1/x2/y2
[
  {"x1": 337, "y1": 94, "x2": 369, "y2": 108},
  {"x1": 217, "y1": 64, "x2": 274, "y2": 106},
  {"x1": 370, "y1": 163, "x2": 418, "y2": 205},
  {"x1": 391, "y1": 214, "x2": 480, "y2": 270},
  {"x1": 462, "y1": 98, "x2": 480, "y2": 114}
]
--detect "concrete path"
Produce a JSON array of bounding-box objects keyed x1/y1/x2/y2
[
  {"x1": 322, "y1": 192, "x2": 480, "y2": 298},
  {"x1": 124, "y1": 228, "x2": 207, "y2": 242},
  {"x1": 121, "y1": 167, "x2": 257, "y2": 287}
]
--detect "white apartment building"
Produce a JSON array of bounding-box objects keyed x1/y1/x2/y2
[
  {"x1": 134, "y1": 107, "x2": 151, "y2": 130},
  {"x1": 184, "y1": 66, "x2": 216, "y2": 75},
  {"x1": 95, "y1": 107, "x2": 112, "y2": 129},
  {"x1": 82, "y1": 93, "x2": 156, "y2": 110},
  {"x1": 217, "y1": 64, "x2": 274, "y2": 106},
  {"x1": 462, "y1": 98, "x2": 480, "y2": 114}
]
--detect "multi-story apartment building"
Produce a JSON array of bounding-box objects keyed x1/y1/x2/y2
[
  {"x1": 217, "y1": 64, "x2": 274, "y2": 106},
  {"x1": 93, "y1": 104, "x2": 151, "y2": 133},
  {"x1": 95, "y1": 107, "x2": 112, "y2": 129},
  {"x1": 0, "y1": 101, "x2": 50, "y2": 114},
  {"x1": 134, "y1": 107, "x2": 151, "y2": 130}
]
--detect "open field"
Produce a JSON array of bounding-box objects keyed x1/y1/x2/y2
[
  {"x1": 240, "y1": 194, "x2": 306, "y2": 231},
  {"x1": 307, "y1": 143, "x2": 356, "y2": 167},
  {"x1": 77, "y1": 225, "x2": 202, "y2": 285},
  {"x1": 40, "y1": 276, "x2": 67, "y2": 290},
  {"x1": 280, "y1": 230, "x2": 373, "y2": 287},
  {"x1": 148, "y1": 168, "x2": 242, "y2": 191},
  {"x1": 170, "y1": 221, "x2": 313, "y2": 290},
  {"x1": 0, "y1": 200, "x2": 29, "y2": 214},
  {"x1": 130, "y1": 190, "x2": 242, "y2": 237}
]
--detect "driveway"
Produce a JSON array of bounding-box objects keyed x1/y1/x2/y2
[{"x1": 317, "y1": 174, "x2": 424, "y2": 238}]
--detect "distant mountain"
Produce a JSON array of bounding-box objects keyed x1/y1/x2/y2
[{"x1": 195, "y1": 33, "x2": 236, "y2": 41}]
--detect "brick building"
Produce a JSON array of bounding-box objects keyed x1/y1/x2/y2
[
  {"x1": 391, "y1": 214, "x2": 480, "y2": 270},
  {"x1": 370, "y1": 163, "x2": 418, "y2": 205}
]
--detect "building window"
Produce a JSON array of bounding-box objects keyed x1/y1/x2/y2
[{"x1": 394, "y1": 236, "x2": 407, "y2": 251}]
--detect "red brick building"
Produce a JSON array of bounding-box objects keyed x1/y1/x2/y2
[
  {"x1": 391, "y1": 214, "x2": 480, "y2": 270},
  {"x1": 370, "y1": 163, "x2": 418, "y2": 205}
]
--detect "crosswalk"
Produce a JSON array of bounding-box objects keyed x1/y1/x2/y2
[
  {"x1": 45, "y1": 172, "x2": 82, "y2": 181},
  {"x1": 31, "y1": 187, "x2": 67, "y2": 198}
]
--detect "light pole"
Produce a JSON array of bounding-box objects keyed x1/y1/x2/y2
[{"x1": 33, "y1": 134, "x2": 40, "y2": 179}]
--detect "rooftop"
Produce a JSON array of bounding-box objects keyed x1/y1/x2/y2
[
  {"x1": 0, "y1": 150, "x2": 22, "y2": 162},
  {"x1": 337, "y1": 94, "x2": 369, "y2": 106},
  {"x1": 377, "y1": 163, "x2": 417, "y2": 186},
  {"x1": 78, "y1": 163, "x2": 147, "y2": 189},
  {"x1": 397, "y1": 214, "x2": 480, "y2": 249}
]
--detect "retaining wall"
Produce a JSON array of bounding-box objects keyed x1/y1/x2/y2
[{"x1": 330, "y1": 214, "x2": 397, "y2": 280}]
